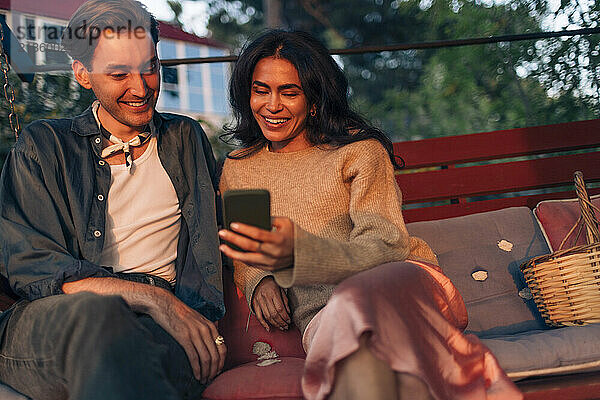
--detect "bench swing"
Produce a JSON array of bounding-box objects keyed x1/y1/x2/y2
[{"x1": 3, "y1": 17, "x2": 600, "y2": 400}]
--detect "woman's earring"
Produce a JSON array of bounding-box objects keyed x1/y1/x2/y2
[{"x1": 310, "y1": 108, "x2": 317, "y2": 117}]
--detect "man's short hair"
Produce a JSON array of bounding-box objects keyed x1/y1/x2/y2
[{"x1": 61, "y1": 0, "x2": 160, "y2": 68}]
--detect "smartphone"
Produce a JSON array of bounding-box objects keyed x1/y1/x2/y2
[{"x1": 221, "y1": 189, "x2": 271, "y2": 252}]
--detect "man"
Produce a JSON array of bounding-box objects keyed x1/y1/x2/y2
[{"x1": 0, "y1": 1, "x2": 226, "y2": 398}]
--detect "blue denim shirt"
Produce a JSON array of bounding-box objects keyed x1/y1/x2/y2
[{"x1": 0, "y1": 107, "x2": 225, "y2": 332}]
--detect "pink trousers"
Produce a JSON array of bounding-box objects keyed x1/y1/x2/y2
[{"x1": 301, "y1": 261, "x2": 523, "y2": 400}]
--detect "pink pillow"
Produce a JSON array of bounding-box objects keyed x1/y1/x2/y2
[
  {"x1": 203, "y1": 357, "x2": 304, "y2": 400},
  {"x1": 219, "y1": 268, "x2": 305, "y2": 369},
  {"x1": 534, "y1": 195, "x2": 600, "y2": 251}
]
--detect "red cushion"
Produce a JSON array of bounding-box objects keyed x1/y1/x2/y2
[
  {"x1": 218, "y1": 267, "x2": 305, "y2": 369},
  {"x1": 203, "y1": 357, "x2": 305, "y2": 400},
  {"x1": 534, "y1": 195, "x2": 600, "y2": 251}
]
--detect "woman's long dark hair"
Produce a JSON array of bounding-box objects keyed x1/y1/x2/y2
[{"x1": 222, "y1": 29, "x2": 403, "y2": 169}]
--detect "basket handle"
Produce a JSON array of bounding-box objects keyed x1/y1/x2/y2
[{"x1": 574, "y1": 171, "x2": 600, "y2": 245}]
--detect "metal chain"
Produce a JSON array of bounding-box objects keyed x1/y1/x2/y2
[{"x1": 0, "y1": 21, "x2": 20, "y2": 140}]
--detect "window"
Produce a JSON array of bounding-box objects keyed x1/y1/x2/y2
[
  {"x1": 43, "y1": 23, "x2": 68, "y2": 64},
  {"x1": 162, "y1": 66, "x2": 178, "y2": 85},
  {"x1": 24, "y1": 18, "x2": 37, "y2": 62},
  {"x1": 159, "y1": 41, "x2": 179, "y2": 109},
  {"x1": 187, "y1": 64, "x2": 203, "y2": 88},
  {"x1": 25, "y1": 18, "x2": 35, "y2": 40},
  {"x1": 186, "y1": 44, "x2": 204, "y2": 113},
  {"x1": 208, "y1": 48, "x2": 228, "y2": 115},
  {"x1": 186, "y1": 45, "x2": 203, "y2": 88},
  {"x1": 189, "y1": 90, "x2": 205, "y2": 112},
  {"x1": 0, "y1": 13, "x2": 6, "y2": 35}
]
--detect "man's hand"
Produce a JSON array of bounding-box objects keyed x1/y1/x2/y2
[
  {"x1": 218, "y1": 216, "x2": 294, "y2": 271},
  {"x1": 252, "y1": 276, "x2": 291, "y2": 331},
  {"x1": 150, "y1": 292, "x2": 227, "y2": 383},
  {"x1": 63, "y1": 278, "x2": 226, "y2": 383}
]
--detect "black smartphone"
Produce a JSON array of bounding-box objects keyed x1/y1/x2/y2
[{"x1": 221, "y1": 189, "x2": 271, "y2": 252}]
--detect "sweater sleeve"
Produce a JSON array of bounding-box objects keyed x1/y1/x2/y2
[{"x1": 273, "y1": 141, "x2": 427, "y2": 287}]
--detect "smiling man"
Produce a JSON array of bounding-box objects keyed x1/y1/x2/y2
[{"x1": 0, "y1": 1, "x2": 226, "y2": 399}]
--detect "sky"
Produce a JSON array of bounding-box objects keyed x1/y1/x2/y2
[{"x1": 138, "y1": 0, "x2": 210, "y2": 36}]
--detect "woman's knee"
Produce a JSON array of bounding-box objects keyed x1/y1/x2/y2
[
  {"x1": 331, "y1": 334, "x2": 397, "y2": 400},
  {"x1": 335, "y1": 261, "x2": 428, "y2": 296}
]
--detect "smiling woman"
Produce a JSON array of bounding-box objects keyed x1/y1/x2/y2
[
  {"x1": 218, "y1": 29, "x2": 523, "y2": 400},
  {"x1": 222, "y1": 30, "x2": 400, "y2": 164},
  {"x1": 249, "y1": 57, "x2": 311, "y2": 152}
]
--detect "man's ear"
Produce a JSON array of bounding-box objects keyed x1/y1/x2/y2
[{"x1": 72, "y1": 60, "x2": 92, "y2": 90}]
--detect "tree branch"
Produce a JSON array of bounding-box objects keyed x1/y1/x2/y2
[{"x1": 298, "y1": 0, "x2": 345, "y2": 43}]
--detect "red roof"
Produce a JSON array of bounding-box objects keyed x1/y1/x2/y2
[
  {"x1": 158, "y1": 22, "x2": 227, "y2": 49},
  {"x1": 0, "y1": 0, "x2": 227, "y2": 49},
  {"x1": 0, "y1": 0, "x2": 81, "y2": 21}
]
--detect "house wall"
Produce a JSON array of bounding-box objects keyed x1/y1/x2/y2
[
  {"x1": 157, "y1": 40, "x2": 229, "y2": 129},
  {"x1": 0, "y1": 5, "x2": 230, "y2": 133}
]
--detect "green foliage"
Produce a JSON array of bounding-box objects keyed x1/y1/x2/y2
[
  {"x1": 199, "y1": 0, "x2": 599, "y2": 141},
  {"x1": 0, "y1": 72, "x2": 95, "y2": 164},
  {"x1": 205, "y1": 0, "x2": 265, "y2": 49},
  {"x1": 167, "y1": 0, "x2": 185, "y2": 28},
  {"x1": 1, "y1": 0, "x2": 598, "y2": 161}
]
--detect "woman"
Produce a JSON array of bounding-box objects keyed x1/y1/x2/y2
[{"x1": 218, "y1": 29, "x2": 522, "y2": 400}]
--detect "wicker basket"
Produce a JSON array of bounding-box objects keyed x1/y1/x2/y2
[{"x1": 521, "y1": 171, "x2": 600, "y2": 327}]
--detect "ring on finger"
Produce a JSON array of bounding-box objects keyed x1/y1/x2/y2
[{"x1": 214, "y1": 335, "x2": 225, "y2": 346}]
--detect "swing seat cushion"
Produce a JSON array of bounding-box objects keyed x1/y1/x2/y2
[
  {"x1": 533, "y1": 195, "x2": 600, "y2": 251},
  {"x1": 203, "y1": 357, "x2": 304, "y2": 400}
]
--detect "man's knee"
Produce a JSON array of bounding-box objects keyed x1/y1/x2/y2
[
  {"x1": 67, "y1": 291, "x2": 128, "y2": 314},
  {"x1": 4, "y1": 292, "x2": 134, "y2": 347},
  {"x1": 53, "y1": 292, "x2": 140, "y2": 351},
  {"x1": 61, "y1": 292, "x2": 132, "y2": 327},
  {"x1": 55, "y1": 292, "x2": 156, "y2": 372}
]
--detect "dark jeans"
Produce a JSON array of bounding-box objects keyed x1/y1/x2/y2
[{"x1": 0, "y1": 292, "x2": 206, "y2": 400}]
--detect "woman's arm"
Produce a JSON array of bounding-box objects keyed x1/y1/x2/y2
[
  {"x1": 220, "y1": 162, "x2": 291, "y2": 330},
  {"x1": 219, "y1": 140, "x2": 434, "y2": 287}
]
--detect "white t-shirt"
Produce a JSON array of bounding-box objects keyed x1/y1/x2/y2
[{"x1": 98, "y1": 136, "x2": 180, "y2": 283}]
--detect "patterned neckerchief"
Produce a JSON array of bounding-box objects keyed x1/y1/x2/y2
[
  {"x1": 92, "y1": 100, "x2": 154, "y2": 173},
  {"x1": 99, "y1": 124, "x2": 152, "y2": 171}
]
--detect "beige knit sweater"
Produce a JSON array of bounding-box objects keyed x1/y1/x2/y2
[{"x1": 220, "y1": 139, "x2": 438, "y2": 333}]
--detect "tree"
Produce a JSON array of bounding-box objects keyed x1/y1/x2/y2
[
  {"x1": 204, "y1": 0, "x2": 265, "y2": 49},
  {"x1": 167, "y1": 0, "x2": 185, "y2": 28},
  {"x1": 350, "y1": 0, "x2": 598, "y2": 139},
  {"x1": 196, "y1": 0, "x2": 598, "y2": 140},
  {"x1": 0, "y1": 72, "x2": 95, "y2": 163}
]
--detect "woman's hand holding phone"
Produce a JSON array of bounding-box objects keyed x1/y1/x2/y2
[{"x1": 218, "y1": 216, "x2": 294, "y2": 271}]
